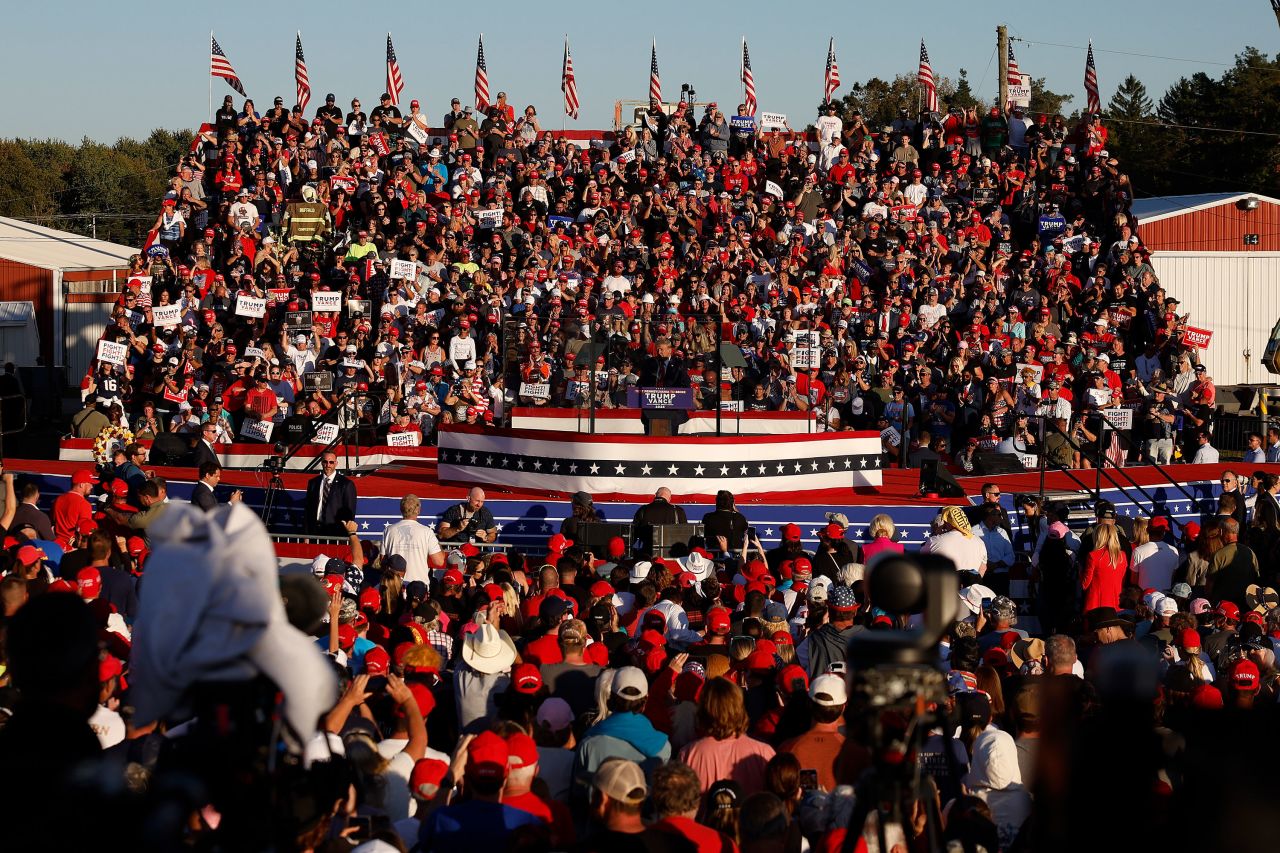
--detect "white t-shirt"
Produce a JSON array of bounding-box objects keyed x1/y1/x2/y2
[
  {"x1": 89, "y1": 704, "x2": 125, "y2": 749},
  {"x1": 815, "y1": 115, "x2": 842, "y2": 145},
  {"x1": 448, "y1": 334, "x2": 477, "y2": 370},
  {"x1": 602, "y1": 274, "x2": 632, "y2": 295},
  {"x1": 1133, "y1": 541, "x2": 1180, "y2": 591},
  {"x1": 382, "y1": 518, "x2": 443, "y2": 585},
  {"x1": 922, "y1": 529, "x2": 989, "y2": 575}
]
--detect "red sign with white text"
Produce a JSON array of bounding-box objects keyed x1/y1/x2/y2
[{"x1": 1181, "y1": 326, "x2": 1213, "y2": 349}]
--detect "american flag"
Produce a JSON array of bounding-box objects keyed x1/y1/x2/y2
[
  {"x1": 741, "y1": 39, "x2": 757, "y2": 116},
  {"x1": 475, "y1": 35, "x2": 490, "y2": 112},
  {"x1": 824, "y1": 38, "x2": 840, "y2": 104},
  {"x1": 294, "y1": 33, "x2": 311, "y2": 113},
  {"x1": 386, "y1": 34, "x2": 404, "y2": 106},
  {"x1": 1006, "y1": 42, "x2": 1022, "y2": 111},
  {"x1": 1084, "y1": 41, "x2": 1101, "y2": 114},
  {"x1": 210, "y1": 35, "x2": 246, "y2": 97},
  {"x1": 562, "y1": 38, "x2": 580, "y2": 120},
  {"x1": 918, "y1": 40, "x2": 937, "y2": 113},
  {"x1": 649, "y1": 40, "x2": 661, "y2": 103}
]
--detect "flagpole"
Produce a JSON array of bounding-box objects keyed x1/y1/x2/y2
[
  {"x1": 208, "y1": 31, "x2": 213, "y2": 120},
  {"x1": 562, "y1": 34, "x2": 567, "y2": 135}
]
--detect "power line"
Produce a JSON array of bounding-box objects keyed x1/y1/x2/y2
[
  {"x1": 1107, "y1": 115, "x2": 1280, "y2": 138},
  {"x1": 1010, "y1": 36, "x2": 1240, "y2": 68}
]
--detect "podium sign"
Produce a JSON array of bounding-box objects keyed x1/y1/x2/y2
[{"x1": 628, "y1": 387, "x2": 695, "y2": 410}]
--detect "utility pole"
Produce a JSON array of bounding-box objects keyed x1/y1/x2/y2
[{"x1": 997, "y1": 25, "x2": 1009, "y2": 115}]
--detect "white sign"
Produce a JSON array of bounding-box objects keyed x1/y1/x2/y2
[
  {"x1": 791, "y1": 347, "x2": 820, "y2": 370},
  {"x1": 97, "y1": 339, "x2": 128, "y2": 365},
  {"x1": 313, "y1": 423, "x2": 339, "y2": 444},
  {"x1": 1018, "y1": 452, "x2": 1038, "y2": 469},
  {"x1": 244, "y1": 346, "x2": 265, "y2": 360},
  {"x1": 1102, "y1": 408, "x2": 1134, "y2": 431},
  {"x1": 1016, "y1": 362, "x2": 1044, "y2": 383},
  {"x1": 760, "y1": 112, "x2": 787, "y2": 131},
  {"x1": 405, "y1": 121, "x2": 429, "y2": 145},
  {"x1": 152, "y1": 304, "x2": 181, "y2": 328},
  {"x1": 311, "y1": 292, "x2": 343, "y2": 313},
  {"x1": 386, "y1": 430, "x2": 421, "y2": 447},
  {"x1": 390, "y1": 259, "x2": 417, "y2": 280},
  {"x1": 475, "y1": 209, "x2": 503, "y2": 229},
  {"x1": 235, "y1": 295, "x2": 267, "y2": 318},
  {"x1": 765, "y1": 180, "x2": 785, "y2": 199},
  {"x1": 240, "y1": 418, "x2": 275, "y2": 442},
  {"x1": 616, "y1": 149, "x2": 636, "y2": 164},
  {"x1": 720, "y1": 399, "x2": 744, "y2": 412},
  {"x1": 519, "y1": 381, "x2": 550, "y2": 399},
  {"x1": 1009, "y1": 74, "x2": 1031, "y2": 108}
]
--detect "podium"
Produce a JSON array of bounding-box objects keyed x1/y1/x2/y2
[{"x1": 633, "y1": 387, "x2": 694, "y2": 436}]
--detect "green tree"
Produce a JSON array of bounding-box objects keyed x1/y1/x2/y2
[
  {"x1": 952, "y1": 69, "x2": 979, "y2": 110},
  {"x1": 1027, "y1": 78, "x2": 1073, "y2": 119}
]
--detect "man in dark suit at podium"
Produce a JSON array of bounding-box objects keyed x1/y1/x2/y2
[
  {"x1": 639, "y1": 337, "x2": 691, "y2": 435},
  {"x1": 305, "y1": 451, "x2": 358, "y2": 535}
]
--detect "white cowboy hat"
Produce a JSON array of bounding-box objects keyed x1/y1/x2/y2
[
  {"x1": 461, "y1": 623, "x2": 516, "y2": 674},
  {"x1": 681, "y1": 550, "x2": 714, "y2": 582}
]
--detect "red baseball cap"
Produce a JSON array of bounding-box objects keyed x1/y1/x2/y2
[
  {"x1": 776, "y1": 663, "x2": 809, "y2": 694},
  {"x1": 1230, "y1": 659, "x2": 1260, "y2": 692},
  {"x1": 590, "y1": 580, "x2": 615, "y2": 598},
  {"x1": 506, "y1": 731, "x2": 539, "y2": 770},
  {"x1": 442, "y1": 569, "x2": 465, "y2": 586},
  {"x1": 77, "y1": 567, "x2": 102, "y2": 598},
  {"x1": 322, "y1": 574, "x2": 344, "y2": 596},
  {"x1": 607, "y1": 536, "x2": 626, "y2": 559},
  {"x1": 782, "y1": 523, "x2": 802, "y2": 542},
  {"x1": 109, "y1": 479, "x2": 129, "y2": 497},
  {"x1": 16, "y1": 545, "x2": 43, "y2": 565},
  {"x1": 1217, "y1": 601, "x2": 1241, "y2": 622},
  {"x1": 410, "y1": 758, "x2": 449, "y2": 799},
  {"x1": 72, "y1": 469, "x2": 99, "y2": 486},
  {"x1": 465, "y1": 730, "x2": 510, "y2": 781},
  {"x1": 512, "y1": 662, "x2": 543, "y2": 694},
  {"x1": 359, "y1": 587, "x2": 381, "y2": 611},
  {"x1": 126, "y1": 536, "x2": 147, "y2": 557},
  {"x1": 706, "y1": 606, "x2": 732, "y2": 635},
  {"x1": 364, "y1": 645, "x2": 391, "y2": 676}
]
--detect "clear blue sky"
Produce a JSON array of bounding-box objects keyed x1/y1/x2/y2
[{"x1": 4, "y1": 0, "x2": 1274, "y2": 142}]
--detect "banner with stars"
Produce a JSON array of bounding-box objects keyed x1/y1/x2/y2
[{"x1": 437, "y1": 425, "x2": 882, "y2": 497}]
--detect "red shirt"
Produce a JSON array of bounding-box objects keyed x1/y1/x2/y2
[
  {"x1": 522, "y1": 632, "x2": 563, "y2": 666},
  {"x1": 53, "y1": 490, "x2": 92, "y2": 548},
  {"x1": 1082, "y1": 548, "x2": 1128, "y2": 611},
  {"x1": 651, "y1": 816, "x2": 739, "y2": 853}
]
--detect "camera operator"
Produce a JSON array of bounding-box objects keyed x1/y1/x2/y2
[{"x1": 438, "y1": 487, "x2": 497, "y2": 544}]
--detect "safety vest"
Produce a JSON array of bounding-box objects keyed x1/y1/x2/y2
[{"x1": 286, "y1": 202, "x2": 328, "y2": 242}]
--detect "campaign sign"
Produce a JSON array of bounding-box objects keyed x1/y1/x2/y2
[
  {"x1": 631, "y1": 387, "x2": 695, "y2": 410},
  {"x1": 1181, "y1": 326, "x2": 1213, "y2": 349},
  {"x1": 244, "y1": 346, "x2": 266, "y2": 360},
  {"x1": 475, "y1": 209, "x2": 503, "y2": 229},
  {"x1": 519, "y1": 382, "x2": 551, "y2": 399},
  {"x1": 390, "y1": 259, "x2": 416, "y2": 280},
  {"x1": 286, "y1": 311, "x2": 313, "y2": 331},
  {"x1": 760, "y1": 112, "x2": 787, "y2": 130},
  {"x1": 765, "y1": 180, "x2": 785, "y2": 199},
  {"x1": 235, "y1": 295, "x2": 267, "y2": 318},
  {"x1": 386, "y1": 430, "x2": 421, "y2": 447},
  {"x1": 791, "y1": 347, "x2": 820, "y2": 370},
  {"x1": 151, "y1": 304, "x2": 181, "y2": 328},
  {"x1": 312, "y1": 423, "x2": 340, "y2": 444},
  {"x1": 311, "y1": 292, "x2": 343, "y2": 313},
  {"x1": 97, "y1": 339, "x2": 128, "y2": 365},
  {"x1": 240, "y1": 418, "x2": 275, "y2": 442},
  {"x1": 730, "y1": 116, "x2": 755, "y2": 131}
]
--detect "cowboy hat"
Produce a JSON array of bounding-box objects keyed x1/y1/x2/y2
[{"x1": 461, "y1": 623, "x2": 517, "y2": 674}]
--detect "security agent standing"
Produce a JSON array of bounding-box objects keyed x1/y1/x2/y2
[
  {"x1": 439, "y1": 487, "x2": 497, "y2": 544},
  {"x1": 632, "y1": 487, "x2": 688, "y2": 555},
  {"x1": 304, "y1": 451, "x2": 357, "y2": 536}
]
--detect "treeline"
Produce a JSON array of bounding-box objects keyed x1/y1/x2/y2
[
  {"x1": 1105, "y1": 48, "x2": 1280, "y2": 198},
  {"x1": 0, "y1": 129, "x2": 192, "y2": 246}
]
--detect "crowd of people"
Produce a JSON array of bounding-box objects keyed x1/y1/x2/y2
[
  {"x1": 65, "y1": 78, "x2": 1247, "y2": 474},
  {"x1": 3, "y1": 456, "x2": 1280, "y2": 851},
  {"x1": 7, "y1": 78, "x2": 1279, "y2": 852}
]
